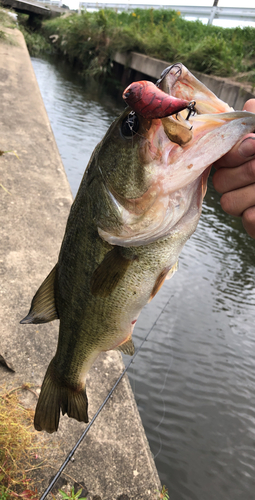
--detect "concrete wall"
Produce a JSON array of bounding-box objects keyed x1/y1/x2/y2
[{"x1": 113, "y1": 51, "x2": 255, "y2": 110}]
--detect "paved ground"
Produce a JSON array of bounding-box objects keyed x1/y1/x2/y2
[{"x1": 0, "y1": 27, "x2": 161, "y2": 500}]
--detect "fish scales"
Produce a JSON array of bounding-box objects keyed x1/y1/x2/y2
[
  {"x1": 93, "y1": 118, "x2": 151, "y2": 199},
  {"x1": 21, "y1": 63, "x2": 255, "y2": 433}
]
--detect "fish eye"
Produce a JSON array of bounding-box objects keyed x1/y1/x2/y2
[{"x1": 121, "y1": 112, "x2": 140, "y2": 138}]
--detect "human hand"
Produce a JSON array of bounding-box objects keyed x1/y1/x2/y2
[{"x1": 212, "y1": 99, "x2": 255, "y2": 238}]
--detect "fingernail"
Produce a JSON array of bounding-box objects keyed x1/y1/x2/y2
[{"x1": 238, "y1": 137, "x2": 255, "y2": 158}]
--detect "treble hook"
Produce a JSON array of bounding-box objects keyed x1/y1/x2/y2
[
  {"x1": 155, "y1": 63, "x2": 183, "y2": 87},
  {"x1": 186, "y1": 101, "x2": 196, "y2": 121}
]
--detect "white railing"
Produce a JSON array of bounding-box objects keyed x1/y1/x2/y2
[
  {"x1": 37, "y1": 0, "x2": 63, "y2": 6},
  {"x1": 78, "y1": 3, "x2": 255, "y2": 25}
]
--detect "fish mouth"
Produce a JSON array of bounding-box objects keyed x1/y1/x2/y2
[
  {"x1": 98, "y1": 108, "x2": 255, "y2": 247},
  {"x1": 156, "y1": 110, "x2": 255, "y2": 194},
  {"x1": 157, "y1": 62, "x2": 232, "y2": 114},
  {"x1": 97, "y1": 65, "x2": 255, "y2": 248},
  {"x1": 142, "y1": 63, "x2": 255, "y2": 193}
]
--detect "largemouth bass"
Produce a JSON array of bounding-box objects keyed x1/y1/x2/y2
[{"x1": 21, "y1": 63, "x2": 255, "y2": 433}]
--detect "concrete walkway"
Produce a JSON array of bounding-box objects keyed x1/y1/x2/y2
[{"x1": 0, "y1": 28, "x2": 161, "y2": 499}]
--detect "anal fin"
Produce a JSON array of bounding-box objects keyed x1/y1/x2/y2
[
  {"x1": 115, "y1": 337, "x2": 135, "y2": 356},
  {"x1": 20, "y1": 264, "x2": 59, "y2": 324}
]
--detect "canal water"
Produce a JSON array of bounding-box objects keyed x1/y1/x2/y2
[{"x1": 32, "y1": 56, "x2": 255, "y2": 500}]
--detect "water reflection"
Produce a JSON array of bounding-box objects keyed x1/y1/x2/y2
[
  {"x1": 31, "y1": 56, "x2": 124, "y2": 196},
  {"x1": 32, "y1": 56, "x2": 255, "y2": 500}
]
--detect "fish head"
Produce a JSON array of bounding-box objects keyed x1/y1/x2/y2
[{"x1": 93, "y1": 67, "x2": 255, "y2": 247}]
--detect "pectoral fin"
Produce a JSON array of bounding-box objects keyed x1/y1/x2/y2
[
  {"x1": 166, "y1": 260, "x2": 179, "y2": 279},
  {"x1": 149, "y1": 263, "x2": 178, "y2": 302},
  {"x1": 149, "y1": 267, "x2": 170, "y2": 302},
  {"x1": 20, "y1": 264, "x2": 59, "y2": 324},
  {"x1": 90, "y1": 247, "x2": 135, "y2": 298}
]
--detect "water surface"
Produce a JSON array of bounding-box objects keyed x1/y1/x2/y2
[{"x1": 32, "y1": 56, "x2": 255, "y2": 500}]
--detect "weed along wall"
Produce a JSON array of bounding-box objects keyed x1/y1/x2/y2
[
  {"x1": 0, "y1": 25, "x2": 161, "y2": 499},
  {"x1": 113, "y1": 51, "x2": 255, "y2": 110},
  {"x1": 18, "y1": 8, "x2": 255, "y2": 92}
]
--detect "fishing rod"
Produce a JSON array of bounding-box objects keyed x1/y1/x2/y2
[{"x1": 39, "y1": 295, "x2": 172, "y2": 500}]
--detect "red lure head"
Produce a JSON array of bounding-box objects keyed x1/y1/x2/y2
[{"x1": 122, "y1": 80, "x2": 190, "y2": 119}]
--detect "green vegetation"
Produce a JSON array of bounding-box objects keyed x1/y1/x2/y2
[
  {"x1": 158, "y1": 485, "x2": 169, "y2": 499},
  {"x1": 19, "y1": 23, "x2": 51, "y2": 56},
  {"x1": 1, "y1": 6, "x2": 255, "y2": 85},
  {"x1": 0, "y1": 8, "x2": 16, "y2": 29},
  {"x1": 17, "y1": 14, "x2": 52, "y2": 56},
  {"x1": 0, "y1": 8, "x2": 49, "y2": 53},
  {"x1": 37, "y1": 8, "x2": 255, "y2": 84},
  {"x1": 0, "y1": 8, "x2": 17, "y2": 45},
  {"x1": 58, "y1": 486, "x2": 87, "y2": 500}
]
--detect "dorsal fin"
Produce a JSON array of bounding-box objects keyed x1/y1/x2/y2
[
  {"x1": 115, "y1": 338, "x2": 135, "y2": 356},
  {"x1": 20, "y1": 264, "x2": 59, "y2": 324}
]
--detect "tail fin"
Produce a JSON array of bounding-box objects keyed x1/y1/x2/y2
[{"x1": 34, "y1": 360, "x2": 88, "y2": 433}]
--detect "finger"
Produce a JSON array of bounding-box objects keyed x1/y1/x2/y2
[
  {"x1": 242, "y1": 206, "x2": 255, "y2": 239},
  {"x1": 220, "y1": 183, "x2": 255, "y2": 217},
  {"x1": 243, "y1": 99, "x2": 255, "y2": 113},
  {"x1": 213, "y1": 159, "x2": 255, "y2": 194},
  {"x1": 214, "y1": 98, "x2": 255, "y2": 169},
  {"x1": 214, "y1": 134, "x2": 255, "y2": 169}
]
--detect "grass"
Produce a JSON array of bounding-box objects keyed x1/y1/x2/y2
[
  {"x1": 0, "y1": 386, "x2": 44, "y2": 500},
  {"x1": 158, "y1": 485, "x2": 169, "y2": 499},
  {"x1": 0, "y1": 8, "x2": 16, "y2": 29},
  {"x1": 17, "y1": 14, "x2": 52, "y2": 56},
  {"x1": 1, "y1": 6, "x2": 255, "y2": 85},
  {"x1": 0, "y1": 9, "x2": 51, "y2": 55},
  {"x1": 0, "y1": 8, "x2": 18, "y2": 45},
  {"x1": 19, "y1": 24, "x2": 51, "y2": 56},
  {"x1": 36, "y1": 8, "x2": 255, "y2": 83},
  {"x1": 57, "y1": 486, "x2": 87, "y2": 500}
]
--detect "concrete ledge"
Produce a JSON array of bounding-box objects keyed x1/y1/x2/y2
[
  {"x1": 113, "y1": 51, "x2": 255, "y2": 109},
  {"x1": 114, "y1": 51, "x2": 168, "y2": 81},
  {"x1": 0, "y1": 29, "x2": 161, "y2": 499}
]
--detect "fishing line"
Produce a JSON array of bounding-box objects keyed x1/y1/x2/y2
[
  {"x1": 39, "y1": 296, "x2": 172, "y2": 500},
  {"x1": 153, "y1": 354, "x2": 173, "y2": 460}
]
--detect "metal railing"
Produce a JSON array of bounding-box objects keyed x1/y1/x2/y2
[
  {"x1": 78, "y1": 3, "x2": 255, "y2": 25},
  {"x1": 37, "y1": 0, "x2": 63, "y2": 6}
]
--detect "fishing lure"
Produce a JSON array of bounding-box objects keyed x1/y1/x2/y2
[{"x1": 122, "y1": 80, "x2": 190, "y2": 119}]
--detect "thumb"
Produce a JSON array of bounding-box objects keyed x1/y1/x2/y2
[{"x1": 214, "y1": 99, "x2": 255, "y2": 169}]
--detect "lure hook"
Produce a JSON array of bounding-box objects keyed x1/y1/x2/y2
[{"x1": 186, "y1": 101, "x2": 196, "y2": 121}]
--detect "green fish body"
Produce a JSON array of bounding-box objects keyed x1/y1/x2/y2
[{"x1": 21, "y1": 64, "x2": 255, "y2": 433}]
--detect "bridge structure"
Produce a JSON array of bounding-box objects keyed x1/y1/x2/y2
[
  {"x1": 78, "y1": 3, "x2": 255, "y2": 26},
  {"x1": 0, "y1": 0, "x2": 63, "y2": 18}
]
